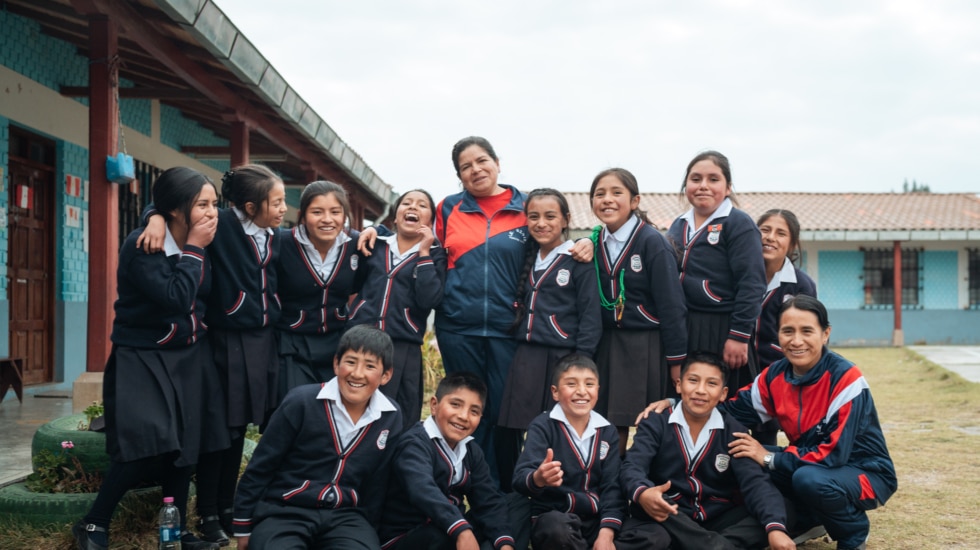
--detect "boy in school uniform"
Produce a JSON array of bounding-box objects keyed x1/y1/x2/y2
[
  {"x1": 232, "y1": 325, "x2": 403, "y2": 550},
  {"x1": 512, "y1": 354, "x2": 671, "y2": 550},
  {"x1": 620, "y1": 352, "x2": 795, "y2": 550},
  {"x1": 379, "y1": 372, "x2": 516, "y2": 550}
]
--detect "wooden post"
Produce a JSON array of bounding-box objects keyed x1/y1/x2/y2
[
  {"x1": 85, "y1": 14, "x2": 119, "y2": 372},
  {"x1": 892, "y1": 241, "x2": 904, "y2": 346},
  {"x1": 230, "y1": 119, "x2": 249, "y2": 168}
]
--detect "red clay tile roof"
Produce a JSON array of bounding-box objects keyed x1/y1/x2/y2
[{"x1": 562, "y1": 192, "x2": 980, "y2": 232}]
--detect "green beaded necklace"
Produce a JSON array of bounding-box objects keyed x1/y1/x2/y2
[{"x1": 590, "y1": 225, "x2": 626, "y2": 320}]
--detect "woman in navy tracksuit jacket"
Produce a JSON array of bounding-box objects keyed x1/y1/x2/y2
[
  {"x1": 726, "y1": 296, "x2": 897, "y2": 550},
  {"x1": 666, "y1": 151, "x2": 766, "y2": 390},
  {"x1": 276, "y1": 181, "x2": 364, "y2": 398},
  {"x1": 348, "y1": 188, "x2": 446, "y2": 428}
]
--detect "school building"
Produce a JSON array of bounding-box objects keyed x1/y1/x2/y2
[
  {"x1": 0, "y1": 0, "x2": 395, "y2": 391},
  {"x1": 566, "y1": 191, "x2": 980, "y2": 346}
]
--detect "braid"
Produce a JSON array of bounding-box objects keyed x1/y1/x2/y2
[{"x1": 508, "y1": 240, "x2": 539, "y2": 334}]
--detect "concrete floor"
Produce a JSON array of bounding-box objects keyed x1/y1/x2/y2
[
  {"x1": 0, "y1": 389, "x2": 73, "y2": 486},
  {"x1": 908, "y1": 346, "x2": 980, "y2": 384}
]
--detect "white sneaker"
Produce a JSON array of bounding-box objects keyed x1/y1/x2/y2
[{"x1": 792, "y1": 525, "x2": 828, "y2": 544}]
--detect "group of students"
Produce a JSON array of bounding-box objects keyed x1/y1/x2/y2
[{"x1": 70, "y1": 136, "x2": 896, "y2": 550}]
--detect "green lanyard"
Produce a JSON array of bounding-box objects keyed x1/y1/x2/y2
[{"x1": 590, "y1": 225, "x2": 626, "y2": 321}]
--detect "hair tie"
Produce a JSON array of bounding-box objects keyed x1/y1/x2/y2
[{"x1": 221, "y1": 170, "x2": 236, "y2": 186}]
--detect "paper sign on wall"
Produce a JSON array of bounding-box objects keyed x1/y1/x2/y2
[
  {"x1": 67, "y1": 205, "x2": 81, "y2": 228},
  {"x1": 66, "y1": 175, "x2": 82, "y2": 197},
  {"x1": 16, "y1": 185, "x2": 32, "y2": 210}
]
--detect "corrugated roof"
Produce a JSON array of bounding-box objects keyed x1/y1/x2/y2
[{"x1": 564, "y1": 192, "x2": 980, "y2": 232}]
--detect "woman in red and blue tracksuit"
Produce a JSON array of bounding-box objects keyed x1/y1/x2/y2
[
  {"x1": 434, "y1": 136, "x2": 528, "y2": 485},
  {"x1": 725, "y1": 295, "x2": 897, "y2": 550}
]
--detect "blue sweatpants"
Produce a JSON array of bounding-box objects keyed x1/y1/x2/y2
[
  {"x1": 433, "y1": 329, "x2": 518, "y2": 486},
  {"x1": 773, "y1": 464, "x2": 895, "y2": 549}
]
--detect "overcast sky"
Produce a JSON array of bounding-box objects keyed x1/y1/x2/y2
[{"x1": 219, "y1": 1, "x2": 980, "y2": 201}]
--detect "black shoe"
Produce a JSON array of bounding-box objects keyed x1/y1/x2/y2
[
  {"x1": 182, "y1": 529, "x2": 221, "y2": 550},
  {"x1": 219, "y1": 507, "x2": 234, "y2": 534},
  {"x1": 71, "y1": 522, "x2": 108, "y2": 550},
  {"x1": 197, "y1": 515, "x2": 231, "y2": 547}
]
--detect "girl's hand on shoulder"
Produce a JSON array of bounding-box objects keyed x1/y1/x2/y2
[
  {"x1": 634, "y1": 399, "x2": 671, "y2": 425},
  {"x1": 570, "y1": 238, "x2": 594, "y2": 262},
  {"x1": 186, "y1": 214, "x2": 218, "y2": 248},
  {"x1": 357, "y1": 226, "x2": 378, "y2": 256},
  {"x1": 136, "y1": 214, "x2": 166, "y2": 253},
  {"x1": 723, "y1": 339, "x2": 748, "y2": 368}
]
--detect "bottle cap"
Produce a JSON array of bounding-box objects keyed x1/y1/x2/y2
[{"x1": 163, "y1": 496, "x2": 174, "y2": 503}]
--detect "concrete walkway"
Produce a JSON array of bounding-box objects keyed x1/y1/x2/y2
[
  {"x1": 908, "y1": 346, "x2": 980, "y2": 383},
  {"x1": 0, "y1": 388, "x2": 73, "y2": 486}
]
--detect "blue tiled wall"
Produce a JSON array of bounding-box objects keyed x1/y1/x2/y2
[
  {"x1": 159, "y1": 104, "x2": 229, "y2": 172},
  {"x1": 818, "y1": 251, "x2": 864, "y2": 309},
  {"x1": 56, "y1": 142, "x2": 89, "y2": 303},
  {"x1": 0, "y1": 10, "x2": 88, "y2": 92},
  {"x1": 922, "y1": 251, "x2": 958, "y2": 309},
  {"x1": 0, "y1": 116, "x2": 8, "y2": 357}
]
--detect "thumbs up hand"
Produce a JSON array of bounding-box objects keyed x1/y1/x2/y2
[{"x1": 532, "y1": 448, "x2": 563, "y2": 488}]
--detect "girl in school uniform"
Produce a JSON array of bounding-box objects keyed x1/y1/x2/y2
[
  {"x1": 74, "y1": 167, "x2": 225, "y2": 550},
  {"x1": 347, "y1": 188, "x2": 446, "y2": 428},
  {"x1": 497, "y1": 188, "x2": 602, "y2": 487},
  {"x1": 666, "y1": 151, "x2": 766, "y2": 391},
  {"x1": 590, "y1": 168, "x2": 688, "y2": 455},
  {"x1": 276, "y1": 181, "x2": 364, "y2": 399},
  {"x1": 139, "y1": 163, "x2": 287, "y2": 545}
]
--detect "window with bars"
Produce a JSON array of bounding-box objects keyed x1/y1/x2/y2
[
  {"x1": 969, "y1": 249, "x2": 980, "y2": 310},
  {"x1": 861, "y1": 247, "x2": 922, "y2": 309}
]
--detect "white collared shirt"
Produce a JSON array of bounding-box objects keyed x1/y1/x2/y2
[
  {"x1": 295, "y1": 225, "x2": 351, "y2": 280},
  {"x1": 602, "y1": 215, "x2": 640, "y2": 265},
  {"x1": 535, "y1": 240, "x2": 574, "y2": 271},
  {"x1": 379, "y1": 234, "x2": 420, "y2": 267},
  {"x1": 316, "y1": 378, "x2": 396, "y2": 448},
  {"x1": 423, "y1": 416, "x2": 473, "y2": 485},
  {"x1": 668, "y1": 403, "x2": 725, "y2": 458},
  {"x1": 233, "y1": 207, "x2": 275, "y2": 261},
  {"x1": 162, "y1": 225, "x2": 182, "y2": 258},
  {"x1": 767, "y1": 257, "x2": 799, "y2": 292},
  {"x1": 680, "y1": 197, "x2": 734, "y2": 241},
  {"x1": 549, "y1": 404, "x2": 611, "y2": 462}
]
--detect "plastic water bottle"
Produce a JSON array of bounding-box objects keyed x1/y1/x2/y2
[{"x1": 158, "y1": 496, "x2": 182, "y2": 549}]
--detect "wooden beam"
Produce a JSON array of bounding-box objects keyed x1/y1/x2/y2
[{"x1": 60, "y1": 86, "x2": 201, "y2": 99}]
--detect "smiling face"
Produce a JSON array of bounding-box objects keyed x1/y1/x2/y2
[
  {"x1": 249, "y1": 179, "x2": 287, "y2": 229},
  {"x1": 676, "y1": 361, "x2": 728, "y2": 422},
  {"x1": 526, "y1": 195, "x2": 568, "y2": 253},
  {"x1": 591, "y1": 174, "x2": 640, "y2": 233},
  {"x1": 684, "y1": 159, "x2": 731, "y2": 219},
  {"x1": 333, "y1": 348, "x2": 391, "y2": 418},
  {"x1": 778, "y1": 306, "x2": 831, "y2": 375},
  {"x1": 551, "y1": 366, "x2": 599, "y2": 425},
  {"x1": 302, "y1": 192, "x2": 347, "y2": 249},
  {"x1": 394, "y1": 191, "x2": 433, "y2": 238},
  {"x1": 759, "y1": 213, "x2": 793, "y2": 268},
  {"x1": 456, "y1": 144, "x2": 502, "y2": 198},
  {"x1": 429, "y1": 387, "x2": 483, "y2": 449}
]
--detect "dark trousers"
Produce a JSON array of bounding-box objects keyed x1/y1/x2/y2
[
  {"x1": 379, "y1": 339, "x2": 424, "y2": 430},
  {"x1": 772, "y1": 464, "x2": 894, "y2": 549},
  {"x1": 659, "y1": 506, "x2": 768, "y2": 550},
  {"x1": 196, "y1": 430, "x2": 246, "y2": 521},
  {"x1": 85, "y1": 453, "x2": 192, "y2": 529},
  {"x1": 248, "y1": 505, "x2": 379, "y2": 550},
  {"x1": 532, "y1": 510, "x2": 670, "y2": 550},
  {"x1": 434, "y1": 329, "x2": 518, "y2": 488}
]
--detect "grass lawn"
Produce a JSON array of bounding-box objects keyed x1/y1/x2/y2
[{"x1": 3, "y1": 346, "x2": 978, "y2": 549}]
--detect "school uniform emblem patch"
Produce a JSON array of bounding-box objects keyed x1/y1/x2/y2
[
  {"x1": 377, "y1": 429, "x2": 389, "y2": 449},
  {"x1": 350, "y1": 255, "x2": 359, "y2": 270},
  {"x1": 599, "y1": 441, "x2": 610, "y2": 460},
  {"x1": 707, "y1": 224, "x2": 722, "y2": 245},
  {"x1": 556, "y1": 269, "x2": 571, "y2": 287},
  {"x1": 714, "y1": 453, "x2": 730, "y2": 472},
  {"x1": 630, "y1": 254, "x2": 643, "y2": 272}
]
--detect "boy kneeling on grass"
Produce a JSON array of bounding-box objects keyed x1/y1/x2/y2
[
  {"x1": 231, "y1": 325, "x2": 403, "y2": 550},
  {"x1": 512, "y1": 353, "x2": 671, "y2": 550},
  {"x1": 621, "y1": 352, "x2": 795, "y2": 550},
  {"x1": 379, "y1": 372, "x2": 517, "y2": 550}
]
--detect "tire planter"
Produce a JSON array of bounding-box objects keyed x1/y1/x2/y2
[
  {"x1": 0, "y1": 482, "x2": 195, "y2": 529},
  {"x1": 31, "y1": 414, "x2": 109, "y2": 476}
]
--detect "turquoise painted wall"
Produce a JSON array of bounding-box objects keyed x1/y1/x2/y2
[
  {"x1": 818, "y1": 251, "x2": 864, "y2": 309},
  {"x1": 922, "y1": 251, "x2": 958, "y2": 309},
  {"x1": 0, "y1": 115, "x2": 8, "y2": 357}
]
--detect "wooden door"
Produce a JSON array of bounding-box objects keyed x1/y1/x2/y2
[{"x1": 7, "y1": 129, "x2": 55, "y2": 385}]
